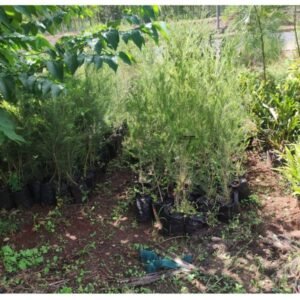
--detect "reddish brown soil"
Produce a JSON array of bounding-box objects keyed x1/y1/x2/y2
[
  {"x1": 1, "y1": 152, "x2": 299, "y2": 293},
  {"x1": 247, "y1": 151, "x2": 300, "y2": 235}
]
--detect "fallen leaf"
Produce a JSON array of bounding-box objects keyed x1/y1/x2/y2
[{"x1": 65, "y1": 232, "x2": 77, "y2": 240}]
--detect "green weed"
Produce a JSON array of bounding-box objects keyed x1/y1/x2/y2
[
  {"x1": 0, "y1": 211, "x2": 19, "y2": 238},
  {"x1": 1, "y1": 245, "x2": 49, "y2": 273},
  {"x1": 59, "y1": 286, "x2": 73, "y2": 293},
  {"x1": 278, "y1": 143, "x2": 300, "y2": 197},
  {"x1": 194, "y1": 271, "x2": 246, "y2": 293}
]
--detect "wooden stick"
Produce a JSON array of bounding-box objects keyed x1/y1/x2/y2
[
  {"x1": 116, "y1": 268, "x2": 192, "y2": 287},
  {"x1": 48, "y1": 279, "x2": 70, "y2": 286},
  {"x1": 154, "y1": 243, "x2": 198, "y2": 271},
  {"x1": 157, "y1": 235, "x2": 187, "y2": 245}
]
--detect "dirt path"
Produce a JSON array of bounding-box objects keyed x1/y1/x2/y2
[
  {"x1": 0, "y1": 153, "x2": 299, "y2": 293},
  {"x1": 247, "y1": 151, "x2": 300, "y2": 236}
]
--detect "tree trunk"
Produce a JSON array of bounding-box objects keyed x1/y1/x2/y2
[
  {"x1": 294, "y1": 6, "x2": 300, "y2": 57},
  {"x1": 254, "y1": 6, "x2": 267, "y2": 82}
]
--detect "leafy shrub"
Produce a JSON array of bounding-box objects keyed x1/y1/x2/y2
[
  {"x1": 241, "y1": 62, "x2": 300, "y2": 150},
  {"x1": 278, "y1": 143, "x2": 300, "y2": 197},
  {"x1": 0, "y1": 66, "x2": 117, "y2": 190},
  {"x1": 1, "y1": 245, "x2": 48, "y2": 273},
  {"x1": 124, "y1": 24, "x2": 250, "y2": 205}
]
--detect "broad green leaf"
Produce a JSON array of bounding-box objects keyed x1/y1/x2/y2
[
  {"x1": 27, "y1": 75, "x2": 36, "y2": 91},
  {"x1": 19, "y1": 73, "x2": 28, "y2": 88},
  {"x1": 153, "y1": 21, "x2": 169, "y2": 40},
  {"x1": 0, "y1": 8, "x2": 11, "y2": 27},
  {"x1": 0, "y1": 48, "x2": 15, "y2": 65},
  {"x1": 144, "y1": 23, "x2": 159, "y2": 44},
  {"x1": 50, "y1": 84, "x2": 64, "y2": 97},
  {"x1": 64, "y1": 52, "x2": 78, "y2": 75},
  {"x1": 77, "y1": 53, "x2": 85, "y2": 66},
  {"x1": 35, "y1": 34, "x2": 53, "y2": 50},
  {"x1": 124, "y1": 14, "x2": 140, "y2": 25},
  {"x1": 103, "y1": 29, "x2": 119, "y2": 50},
  {"x1": 46, "y1": 48, "x2": 57, "y2": 59},
  {"x1": 53, "y1": 14, "x2": 63, "y2": 26},
  {"x1": 22, "y1": 22, "x2": 38, "y2": 35},
  {"x1": 42, "y1": 80, "x2": 52, "y2": 96},
  {"x1": 0, "y1": 132, "x2": 5, "y2": 145},
  {"x1": 131, "y1": 30, "x2": 145, "y2": 49},
  {"x1": 122, "y1": 30, "x2": 145, "y2": 50},
  {"x1": 94, "y1": 40, "x2": 103, "y2": 54},
  {"x1": 93, "y1": 56, "x2": 103, "y2": 69},
  {"x1": 35, "y1": 21, "x2": 46, "y2": 32},
  {"x1": 103, "y1": 56, "x2": 118, "y2": 72},
  {"x1": 141, "y1": 5, "x2": 160, "y2": 21},
  {"x1": 46, "y1": 61, "x2": 64, "y2": 81},
  {"x1": 0, "y1": 75, "x2": 15, "y2": 101},
  {"x1": 14, "y1": 6, "x2": 35, "y2": 17},
  {"x1": 152, "y1": 5, "x2": 160, "y2": 17},
  {"x1": 0, "y1": 109, "x2": 25, "y2": 144},
  {"x1": 118, "y1": 51, "x2": 134, "y2": 65}
]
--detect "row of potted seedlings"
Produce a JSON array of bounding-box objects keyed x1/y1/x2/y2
[
  {"x1": 0, "y1": 165, "x2": 104, "y2": 211},
  {"x1": 0, "y1": 125, "x2": 127, "y2": 211},
  {"x1": 0, "y1": 181, "x2": 56, "y2": 211},
  {"x1": 135, "y1": 177, "x2": 251, "y2": 236}
]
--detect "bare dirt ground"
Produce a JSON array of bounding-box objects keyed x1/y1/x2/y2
[{"x1": 0, "y1": 151, "x2": 299, "y2": 293}]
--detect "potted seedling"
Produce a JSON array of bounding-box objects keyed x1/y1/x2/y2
[
  {"x1": 68, "y1": 179, "x2": 88, "y2": 204},
  {"x1": 28, "y1": 179, "x2": 41, "y2": 204},
  {"x1": 164, "y1": 170, "x2": 193, "y2": 236},
  {"x1": 216, "y1": 176, "x2": 250, "y2": 223},
  {"x1": 0, "y1": 175, "x2": 14, "y2": 210},
  {"x1": 26, "y1": 158, "x2": 43, "y2": 204},
  {"x1": 40, "y1": 180, "x2": 57, "y2": 206},
  {"x1": 136, "y1": 193, "x2": 154, "y2": 223},
  {"x1": 185, "y1": 214, "x2": 207, "y2": 234},
  {"x1": 9, "y1": 173, "x2": 33, "y2": 209},
  {"x1": 84, "y1": 168, "x2": 97, "y2": 190},
  {"x1": 231, "y1": 177, "x2": 251, "y2": 202},
  {"x1": 217, "y1": 192, "x2": 240, "y2": 223}
]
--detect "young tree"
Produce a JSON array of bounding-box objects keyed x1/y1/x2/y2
[
  {"x1": 293, "y1": 6, "x2": 300, "y2": 57},
  {"x1": 0, "y1": 5, "x2": 167, "y2": 144},
  {"x1": 224, "y1": 5, "x2": 287, "y2": 80}
]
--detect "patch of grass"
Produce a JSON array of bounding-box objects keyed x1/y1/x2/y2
[
  {"x1": 79, "y1": 241, "x2": 96, "y2": 256},
  {"x1": 221, "y1": 210, "x2": 262, "y2": 244},
  {"x1": 111, "y1": 200, "x2": 130, "y2": 221},
  {"x1": 194, "y1": 271, "x2": 246, "y2": 293},
  {"x1": 77, "y1": 282, "x2": 96, "y2": 293},
  {"x1": 124, "y1": 265, "x2": 146, "y2": 278},
  {"x1": 272, "y1": 276, "x2": 293, "y2": 293},
  {"x1": 131, "y1": 243, "x2": 150, "y2": 251},
  {"x1": 197, "y1": 251, "x2": 209, "y2": 263},
  {"x1": 33, "y1": 207, "x2": 64, "y2": 233},
  {"x1": 242, "y1": 194, "x2": 262, "y2": 208}
]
